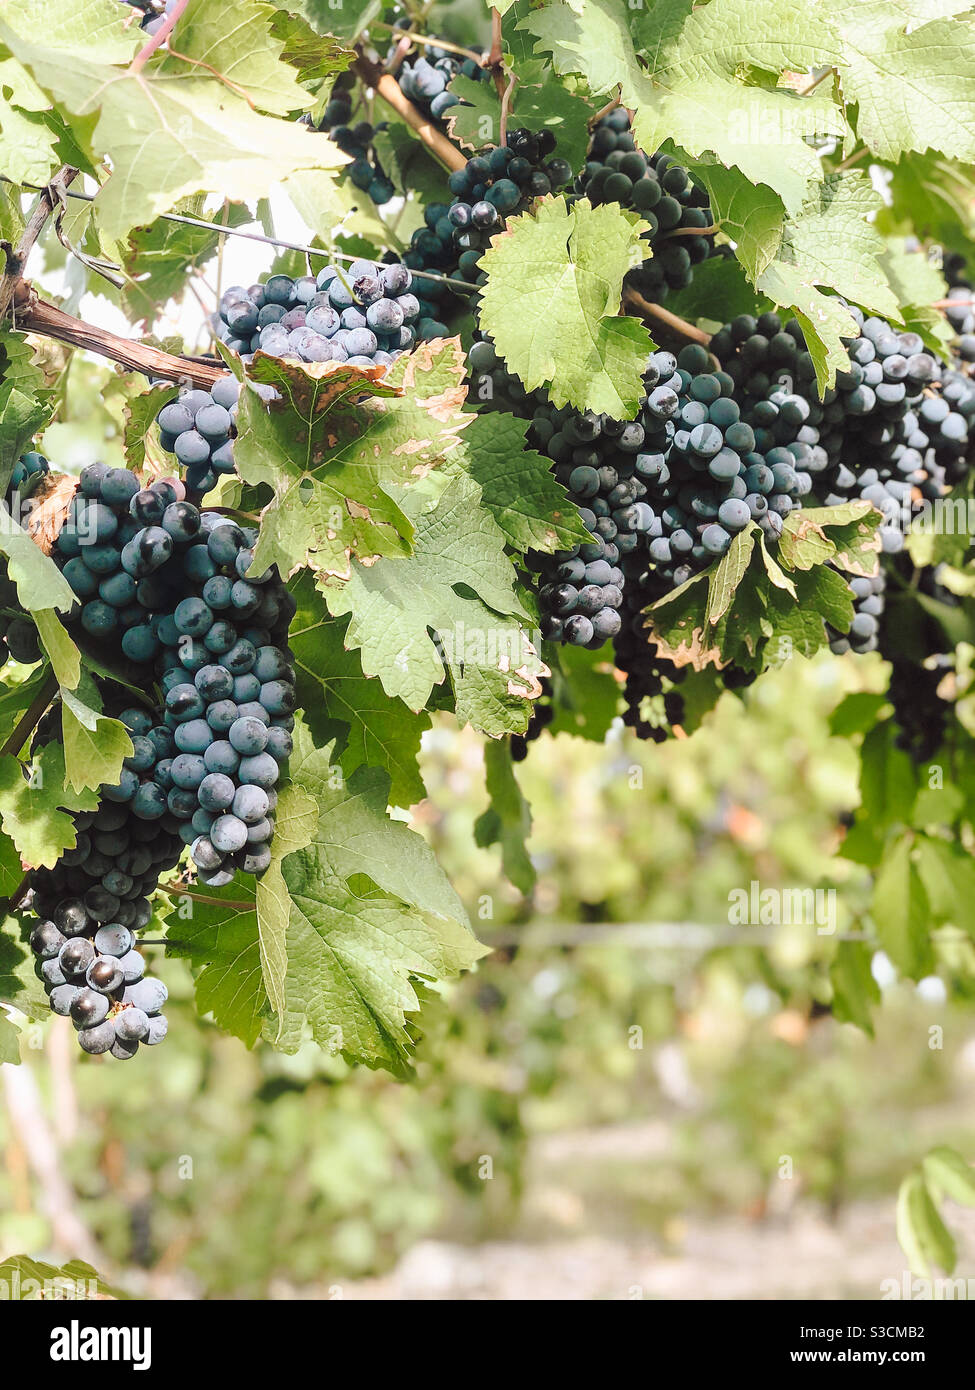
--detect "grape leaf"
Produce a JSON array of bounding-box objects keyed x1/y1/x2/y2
[
  {"x1": 0, "y1": 23, "x2": 348, "y2": 243},
  {"x1": 298, "y1": 0, "x2": 381, "y2": 42},
  {"x1": 463, "y1": 412, "x2": 591, "y2": 553},
  {"x1": 0, "y1": 502, "x2": 75, "y2": 614},
  {"x1": 0, "y1": 1252, "x2": 123, "y2": 1300},
  {"x1": 236, "y1": 343, "x2": 468, "y2": 581},
  {"x1": 522, "y1": 0, "x2": 845, "y2": 213},
  {"x1": 157, "y1": 0, "x2": 313, "y2": 116},
  {"x1": 829, "y1": 939, "x2": 880, "y2": 1035},
  {"x1": 324, "y1": 465, "x2": 548, "y2": 732},
  {"x1": 666, "y1": 257, "x2": 775, "y2": 331},
  {"x1": 872, "y1": 834, "x2": 935, "y2": 979},
  {"x1": 60, "y1": 687, "x2": 133, "y2": 796},
  {"x1": 687, "y1": 165, "x2": 784, "y2": 280},
  {"x1": 267, "y1": 10, "x2": 355, "y2": 86},
  {"x1": 474, "y1": 738, "x2": 535, "y2": 894},
  {"x1": 547, "y1": 643, "x2": 621, "y2": 741},
  {"x1": 121, "y1": 201, "x2": 251, "y2": 329},
  {"x1": 164, "y1": 887, "x2": 269, "y2": 1048},
  {"x1": 477, "y1": 196, "x2": 654, "y2": 417},
  {"x1": 756, "y1": 175, "x2": 902, "y2": 390},
  {"x1": 289, "y1": 573, "x2": 430, "y2": 808},
  {"x1": 124, "y1": 381, "x2": 178, "y2": 471},
  {"x1": 878, "y1": 239, "x2": 954, "y2": 357},
  {"x1": 0, "y1": 743, "x2": 96, "y2": 870},
  {"x1": 830, "y1": 1, "x2": 975, "y2": 164},
  {"x1": 445, "y1": 69, "x2": 593, "y2": 172},
  {"x1": 897, "y1": 1171, "x2": 955, "y2": 1278},
  {"x1": 272, "y1": 729, "x2": 485, "y2": 1070}
]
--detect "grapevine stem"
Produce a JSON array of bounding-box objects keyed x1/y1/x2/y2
[
  {"x1": 498, "y1": 71, "x2": 518, "y2": 147},
  {"x1": 0, "y1": 166, "x2": 78, "y2": 322},
  {"x1": 370, "y1": 20, "x2": 486, "y2": 66},
  {"x1": 488, "y1": 9, "x2": 506, "y2": 106},
  {"x1": 1, "y1": 179, "x2": 478, "y2": 293},
  {"x1": 352, "y1": 54, "x2": 467, "y2": 171},
  {"x1": 4, "y1": 873, "x2": 31, "y2": 912},
  {"x1": 623, "y1": 288, "x2": 713, "y2": 347},
  {"x1": 0, "y1": 672, "x2": 59, "y2": 759},
  {"x1": 158, "y1": 884, "x2": 254, "y2": 910},
  {"x1": 797, "y1": 67, "x2": 834, "y2": 96},
  {"x1": 588, "y1": 91, "x2": 621, "y2": 129},
  {"x1": 660, "y1": 223, "x2": 721, "y2": 239},
  {"x1": 933, "y1": 296, "x2": 975, "y2": 308},
  {"x1": 129, "y1": 0, "x2": 190, "y2": 74},
  {"x1": 834, "y1": 146, "x2": 870, "y2": 172},
  {"x1": 9, "y1": 283, "x2": 227, "y2": 388}
]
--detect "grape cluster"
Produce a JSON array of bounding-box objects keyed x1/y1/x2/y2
[
  {"x1": 404, "y1": 127, "x2": 573, "y2": 309},
  {"x1": 0, "y1": 451, "x2": 50, "y2": 667},
  {"x1": 216, "y1": 261, "x2": 424, "y2": 365},
  {"x1": 709, "y1": 308, "x2": 974, "y2": 555},
  {"x1": 829, "y1": 569, "x2": 886, "y2": 655},
  {"x1": 576, "y1": 110, "x2": 715, "y2": 302},
  {"x1": 28, "y1": 746, "x2": 176, "y2": 1059},
  {"x1": 54, "y1": 464, "x2": 295, "y2": 886},
  {"x1": 157, "y1": 377, "x2": 241, "y2": 496},
  {"x1": 309, "y1": 86, "x2": 395, "y2": 206},
  {"x1": 469, "y1": 338, "x2": 660, "y2": 646},
  {"x1": 393, "y1": 42, "x2": 484, "y2": 124},
  {"x1": 943, "y1": 253, "x2": 975, "y2": 362},
  {"x1": 614, "y1": 597, "x2": 688, "y2": 742}
]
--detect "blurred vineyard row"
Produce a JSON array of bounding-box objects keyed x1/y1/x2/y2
[{"x1": 4, "y1": 653, "x2": 975, "y2": 1296}]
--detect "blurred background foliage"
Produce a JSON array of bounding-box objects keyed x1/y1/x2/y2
[{"x1": 5, "y1": 648, "x2": 975, "y2": 1297}]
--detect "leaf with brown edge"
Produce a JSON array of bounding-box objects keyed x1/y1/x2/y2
[
  {"x1": 23, "y1": 472, "x2": 76, "y2": 555},
  {"x1": 235, "y1": 341, "x2": 474, "y2": 582}
]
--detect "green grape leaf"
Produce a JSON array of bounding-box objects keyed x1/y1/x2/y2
[
  {"x1": 289, "y1": 573, "x2": 429, "y2": 807},
  {"x1": 370, "y1": 120, "x2": 449, "y2": 208},
  {"x1": 689, "y1": 165, "x2": 785, "y2": 280},
  {"x1": 756, "y1": 175, "x2": 903, "y2": 391},
  {"x1": 829, "y1": 939, "x2": 880, "y2": 1035},
  {"x1": 123, "y1": 381, "x2": 178, "y2": 472},
  {"x1": 474, "y1": 738, "x2": 535, "y2": 894},
  {"x1": 121, "y1": 200, "x2": 251, "y2": 328},
  {"x1": 0, "y1": 1252, "x2": 123, "y2": 1300},
  {"x1": 163, "y1": 887, "x2": 270, "y2": 1048},
  {"x1": 35, "y1": 611, "x2": 81, "y2": 690},
  {"x1": 830, "y1": 2, "x2": 975, "y2": 164},
  {"x1": 0, "y1": 743, "x2": 96, "y2": 870},
  {"x1": 156, "y1": 0, "x2": 313, "y2": 115},
  {"x1": 878, "y1": 239, "x2": 955, "y2": 357},
  {"x1": 324, "y1": 465, "x2": 547, "y2": 732},
  {"x1": 547, "y1": 643, "x2": 621, "y2": 741},
  {"x1": 522, "y1": 0, "x2": 845, "y2": 213},
  {"x1": 266, "y1": 8, "x2": 355, "y2": 85},
  {"x1": 463, "y1": 412, "x2": 591, "y2": 554},
  {"x1": 235, "y1": 342, "x2": 468, "y2": 580},
  {"x1": 897, "y1": 1171, "x2": 955, "y2": 1279},
  {"x1": 298, "y1": 0, "x2": 381, "y2": 42},
  {"x1": 59, "y1": 687, "x2": 133, "y2": 796},
  {"x1": 921, "y1": 1147, "x2": 975, "y2": 1208},
  {"x1": 476, "y1": 196, "x2": 654, "y2": 418},
  {"x1": 0, "y1": 389, "x2": 51, "y2": 496},
  {"x1": 0, "y1": 502, "x2": 75, "y2": 614},
  {"x1": 872, "y1": 834, "x2": 935, "y2": 980},
  {"x1": 446, "y1": 70, "x2": 593, "y2": 172},
  {"x1": 0, "y1": 22, "x2": 347, "y2": 244},
  {"x1": 914, "y1": 834, "x2": 975, "y2": 937},
  {"x1": 665, "y1": 255, "x2": 775, "y2": 329},
  {"x1": 779, "y1": 500, "x2": 882, "y2": 573}
]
